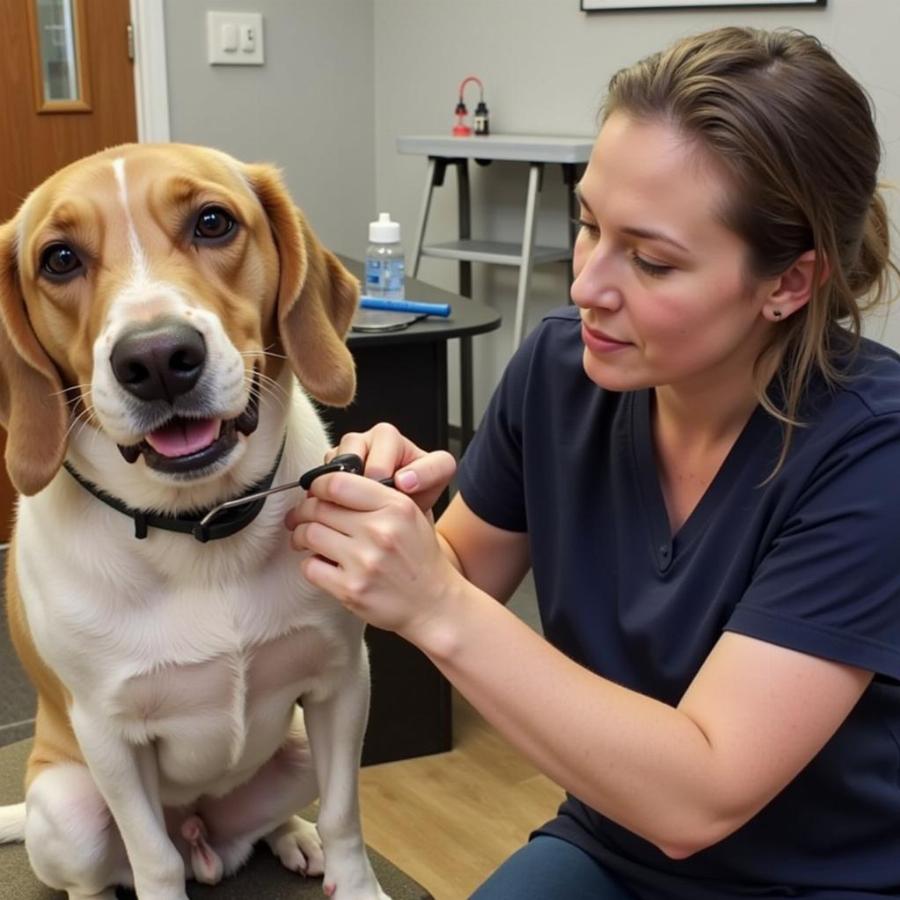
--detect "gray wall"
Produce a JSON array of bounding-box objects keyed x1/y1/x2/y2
[
  {"x1": 373, "y1": 0, "x2": 900, "y2": 424},
  {"x1": 161, "y1": 1, "x2": 900, "y2": 429},
  {"x1": 163, "y1": 0, "x2": 375, "y2": 259}
]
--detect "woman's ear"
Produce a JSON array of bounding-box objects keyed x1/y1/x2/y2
[
  {"x1": 0, "y1": 220, "x2": 68, "y2": 495},
  {"x1": 246, "y1": 164, "x2": 357, "y2": 407},
  {"x1": 764, "y1": 249, "x2": 826, "y2": 322}
]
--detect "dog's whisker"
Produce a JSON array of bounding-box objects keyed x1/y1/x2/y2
[
  {"x1": 72, "y1": 406, "x2": 95, "y2": 434},
  {"x1": 50, "y1": 384, "x2": 90, "y2": 399},
  {"x1": 247, "y1": 370, "x2": 289, "y2": 403},
  {"x1": 64, "y1": 407, "x2": 94, "y2": 444},
  {"x1": 251, "y1": 366, "x2": 286, "y2": 387},
  {"x1": 64, "y1": 386, "x2": 94, "y2": 411},
  {"x1": 253, "y1": 373, "x2": 288, "y2": 399},
  {"x1": 249, "y1": 378, "x2": 288, "y2": 412},
  {"x1": 241, "y1": 348, "x2": 288, "y2": 362},
  {"x1": 252, "y1": 389, "x2": 285, "y2": 417}
]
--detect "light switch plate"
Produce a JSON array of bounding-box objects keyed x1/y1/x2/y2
[{"x1": 207, "y1": 11, "x2": 264, "y2": 66}]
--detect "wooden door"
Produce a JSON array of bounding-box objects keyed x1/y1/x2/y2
[{"x1": 0, "y1": 0, "x2": 137, "y2": 541}]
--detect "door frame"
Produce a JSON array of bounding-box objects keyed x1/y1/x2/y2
[{"x1": 130, "y1": 0, "x2": 170, "y2": 142}]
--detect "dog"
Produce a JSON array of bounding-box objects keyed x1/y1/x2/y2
[{"x1": 0, "y1": 143, "x2": 391, "y2": 900}]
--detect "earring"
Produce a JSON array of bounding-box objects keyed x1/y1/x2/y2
[{"x1": 772, "y1": 309, "x2": 783, "y2": 320}]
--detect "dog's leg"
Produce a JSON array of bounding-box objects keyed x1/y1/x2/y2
[
  {"x1": 303, "y1": 643, "x2": 391, "y2": 900},
  {"x1": 71, "y1": 707, "x2": 188, "y2": 900},
  {"x1": 24, "y1": 762, "x2": 132, "y2": 899},
  {"x1": 190, "y1": 705, "x2": 323, "y2": 879}
]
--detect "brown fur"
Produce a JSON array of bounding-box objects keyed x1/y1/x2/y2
[{"x1": 5, "y1": 540, "x2": 82, "y2": 790}]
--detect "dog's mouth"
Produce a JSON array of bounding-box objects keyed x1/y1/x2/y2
[{"x1": 118, "y1": 389, "x2": 260, "y2": 475}]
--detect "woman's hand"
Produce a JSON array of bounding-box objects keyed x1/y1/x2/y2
[
  {"x1": 287, "y1": 469, "x2": 464, "y2": 642},
  {"x1": 322, "y1": 422, "x2": 456, "y2": 516}
]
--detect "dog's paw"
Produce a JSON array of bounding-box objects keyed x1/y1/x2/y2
[
  {"x1": 181, "y1": 814, "x2": 224, "y2": 885},
  {"x1": 265, "y1": 814, "x2": 325, "y2": 877},
  {"x1": 323, "y1": 884, "x2": 393, "y2": 900},
  {"x1": 322, "y1": 853, "x2": 393, "y2": 900}
]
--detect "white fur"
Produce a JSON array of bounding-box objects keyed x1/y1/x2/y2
[{"x1": 0, "y1": 801, "x2": 25, "y2": 842}]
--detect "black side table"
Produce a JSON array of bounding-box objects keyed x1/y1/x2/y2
[{"x1": 322, "y1": 259, "x2": 501, "y2": 765}]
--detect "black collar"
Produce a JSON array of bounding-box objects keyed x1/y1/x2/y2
[{"x1": 63, "y1": 439, "x2": 286, "y2": 543}]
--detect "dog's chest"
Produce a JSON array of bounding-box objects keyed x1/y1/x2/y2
[
  {"x1": 112, "y1": 624, "x2": 334, "y2": 726},
  {"x1": 20, "y1": 523, "x2": 351, "y2": 785},
  {"x1": 104, "y1": 586, "x2": 349, "y2": 790}
]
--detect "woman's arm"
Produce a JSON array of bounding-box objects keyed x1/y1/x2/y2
[
  {"x1": 435, "y1": 494, "x2": 531, "y2": 603},
  {"x1": 423, "y1": 579, "x2": 871, "y2": 857},
  {"x1": 290, "y1": 471, "x2": 872, "y2": 858}
]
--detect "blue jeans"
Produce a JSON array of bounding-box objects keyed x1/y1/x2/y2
[{"x1": 470, "y1": 835, "x2": 636, "y2": 899}]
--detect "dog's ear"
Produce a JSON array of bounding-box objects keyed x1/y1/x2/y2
[
  {"x1": 0, "y1": 220, "x2": 68, "y2": 495},
  {"x1": 247, "y1": 164, "x2": 357, "y2": 407}
]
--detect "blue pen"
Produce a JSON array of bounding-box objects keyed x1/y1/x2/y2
[{"x1": 359, "y1": 297, "x2": 452, "y2": 317}]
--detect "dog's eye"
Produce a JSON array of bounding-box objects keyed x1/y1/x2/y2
[
  {"x1": 194, "y1": 206, "x2": 236, "y2": 241},
  {"x1": 40, "y1": 243, "x2": 82, "y2": 279}
]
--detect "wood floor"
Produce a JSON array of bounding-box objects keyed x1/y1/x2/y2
[{"x1": 358, "y1": 690, "x2": 565, "y2": 900}]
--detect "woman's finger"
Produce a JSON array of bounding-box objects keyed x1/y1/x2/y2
[
  {"x1": 393, "y1": 449, "x2": 457, "y2": 495},
  {"x1": 325, "y1": 431, "x2": 371, "y2": 465},
  {"x1": 291, "y1": 518, "x2": 355, "y2": 565},
  {"x1": 300, "y1": 552, "x2": 346, "y2": 598},
  {"x1": 288, "y1": 489, "x2": 390, "y2": 535},
  {"x1": 285, "y1": 469, "x2": 404, "y2": 531},
  {"x1": 361, "y1": 422, "x2": 414, "y2": 481},
  {"x1": 309, "y1": 471, "x2": 401, "y2": 512}
]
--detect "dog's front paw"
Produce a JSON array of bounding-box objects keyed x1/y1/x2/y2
[
  {"x1": 265, "y1": 814, "x2": 325, "y2": 877},
  {"x1": 324, "y1": 884, "x2": 393, "y2": 900},
  {"x1": 322, "y1": 852, "x2": 393, "y2": 900}
]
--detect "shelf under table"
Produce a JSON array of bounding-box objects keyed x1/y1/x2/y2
[{"x1": 420, "y1": 239, "x2": 571, "y2": 267}]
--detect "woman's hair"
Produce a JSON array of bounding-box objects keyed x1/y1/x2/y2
[{"x1": 603, "y1": 26, "x2": 898, "y2": 467}]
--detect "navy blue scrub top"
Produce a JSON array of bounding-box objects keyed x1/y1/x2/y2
[{"x1": 457, "y1": 307, "x2": 900, "y2": 899}]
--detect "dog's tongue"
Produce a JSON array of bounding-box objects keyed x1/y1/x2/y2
[{"x1": 145, "y1": 418, "x2": 220, "y2": 458}]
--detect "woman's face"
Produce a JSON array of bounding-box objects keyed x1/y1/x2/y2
[{"x1": 572, "y1": 112, "x2": 776, "y2": 398}]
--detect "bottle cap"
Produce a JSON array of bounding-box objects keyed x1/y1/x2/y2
[{"x1": 369, "y1": 212, "x2": 401, "y2": 243}]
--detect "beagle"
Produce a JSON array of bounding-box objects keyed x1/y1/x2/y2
[{"x1": 0, "y1": 143, "x2": 391, "y2": 900}]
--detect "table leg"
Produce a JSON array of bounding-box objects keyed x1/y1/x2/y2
[
  {"x1": 456, "y1": 158, "x2": 475, "y2": 449},
  {"x1": 411, "y1": 157, "x2": 438, "y2": 278},
  {"x1": 512, "y1": 162, "x2": 544, "y2": 349},
  {"x1": 563, "y1": 162, "x2": 580, "y2": 297}
]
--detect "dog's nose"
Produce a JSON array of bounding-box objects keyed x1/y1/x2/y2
[{"x1": 111, "y1": 319, "x2": 207, "y2": 402}]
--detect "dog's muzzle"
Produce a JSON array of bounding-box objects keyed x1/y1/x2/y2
[{"x1": 111, "y1": 318, "x2": 258, "y2": 475}]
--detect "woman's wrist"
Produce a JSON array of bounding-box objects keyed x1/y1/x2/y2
[{"x1": 399, "y1": 560, "x2": 475, "y2": 662}]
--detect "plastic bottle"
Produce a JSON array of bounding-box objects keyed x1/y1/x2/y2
[{"x1": 365, "y1": 213, "x2": 406, "y2": 300}]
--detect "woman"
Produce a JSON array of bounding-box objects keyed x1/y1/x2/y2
[{"x1": 287, "y1": 27, "x2": 900, "y2": 899}]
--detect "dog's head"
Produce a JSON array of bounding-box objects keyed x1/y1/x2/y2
[{"x1": 0, "y1": 143, "x2": 357, "y2": 497}]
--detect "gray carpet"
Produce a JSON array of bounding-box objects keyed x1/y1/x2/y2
[{"x1": 0, "y1": 547, "x2": 36, "y2": 749}]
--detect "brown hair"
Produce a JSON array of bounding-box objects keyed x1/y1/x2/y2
[{"x1": 603, "y1": 26, "x2": 898, "y2": 467}]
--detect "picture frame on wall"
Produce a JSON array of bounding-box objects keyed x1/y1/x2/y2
[{"x1": 582, "y1": 0, "x2": 825, "y2": 11}]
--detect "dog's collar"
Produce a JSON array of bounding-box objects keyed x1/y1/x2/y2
[{"x1": 63, "y1": 439, "x2": 286, "y2": 542}]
